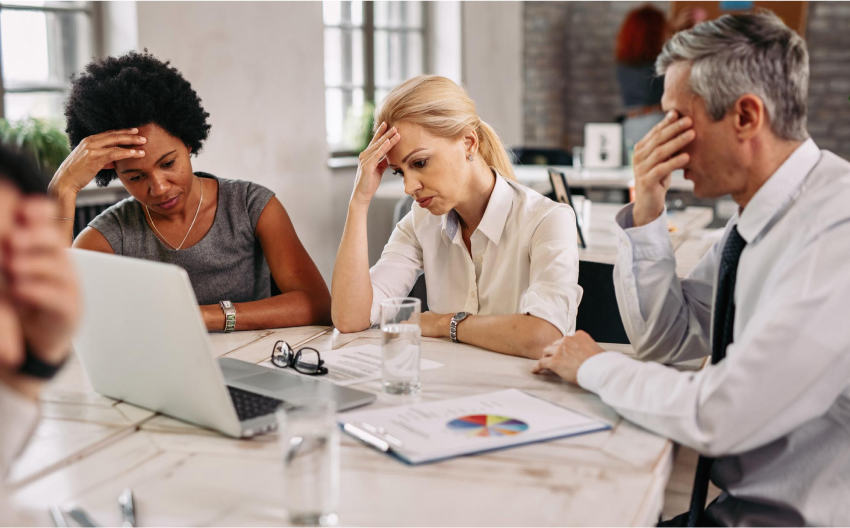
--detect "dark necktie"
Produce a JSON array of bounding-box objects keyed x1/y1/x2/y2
[{"x1": 687, "y1": 225, "x2": 748, "y2": 527}]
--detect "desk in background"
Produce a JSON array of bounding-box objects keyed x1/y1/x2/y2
[{"x1": 373, "y1": 165, "x2": 694, "y2": 203}]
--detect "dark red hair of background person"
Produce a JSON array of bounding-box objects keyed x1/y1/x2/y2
[{"x1": 615, "y1": 5, "x2": 668, "y2": 66}]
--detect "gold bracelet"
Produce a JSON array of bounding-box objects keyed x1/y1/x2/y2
[{"x1": 49, "y1": 216, "x2": 74, "y2": 220}]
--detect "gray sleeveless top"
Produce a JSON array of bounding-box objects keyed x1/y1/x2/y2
[{"x1": 89, "y1": 173, "x2": 275, "y2": 306}]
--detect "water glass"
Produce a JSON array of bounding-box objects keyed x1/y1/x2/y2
[
  {"x1": 276, "y1": 400, "x2": 339, "y2": 526},
  {"x1": 380, "y1": 297, "x2": 421, "y2": 394}
]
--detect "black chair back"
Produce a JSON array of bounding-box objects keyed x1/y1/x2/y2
[
  {"x1": 576, "y1": 260, "x2": 630, "y2": 344},
  {"x1": 510, "y1": 147, "x2": 572, "y2": 166}
]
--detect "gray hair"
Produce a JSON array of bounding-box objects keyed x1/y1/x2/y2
[{"x1": 656, "y1": 11, "x2": 809, "y2": 141}]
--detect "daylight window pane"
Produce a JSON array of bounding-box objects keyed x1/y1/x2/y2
[
  {"x1": 323, "y1": 1, "x2": 342, "y2": 25},
  {"x1": 349, "y1": 29, "x2": 364, "y2": 86},
  {"x1": 1, "y1": 9, "x2": 92, "y2": 89},
  {"x1": 402, "y1": 1, "x2": 422, "y2": 28},
  {"x1": 375, "y1": 30, "x2": 407, "y2": 88},
  {"x1": 403, "y1": 32, "x2": 423, "y2": 79},
  {"x1": 338, "y1": 1, "x2": 363, "y2": 26},
  {"x1": 1, "y1": 1, "x2": 88, "y2": 7},
  {"x1": 4, "y1": 91, "x2": 67, "y2": 122},
  {"x1": 350, "y1": 0, "x2": 363, "y2": 26},
  {"x1": 1, "y1": 10, "x2": 50, "y2": 85},
  {"x1": 324, "y1": 28, "x2": 342, "y2": 86}
]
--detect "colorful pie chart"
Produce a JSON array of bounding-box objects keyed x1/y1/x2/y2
[{"x1": 447, "y1": 414, "x2": 529, "y2": 437}]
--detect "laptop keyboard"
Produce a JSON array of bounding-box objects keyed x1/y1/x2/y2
[{"x1": 227, "y1": 386, "x2": 285, "y2": 421}]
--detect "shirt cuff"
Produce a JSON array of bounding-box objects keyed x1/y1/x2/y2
[
  {"x1": 613, "y1": 203, "x2": 673, "y2": 261},
  {"x1": 576, "y1": 350, "x2": 635, "y2": 394},
  {"x1": 0, "y1": 382, "x2": 40, "y2": 478}
]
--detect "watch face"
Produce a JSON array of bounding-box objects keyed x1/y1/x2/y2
[
  {"x1": 222, "y1": 301, "x2": 232, "y2": 308},
  {"x1": 455, "y1": 312, "x2": 469, "y2": 321}
]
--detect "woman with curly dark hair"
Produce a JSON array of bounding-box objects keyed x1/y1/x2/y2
[{"x1": 48, "y1": 51, "x2": 331, "y2": 332}]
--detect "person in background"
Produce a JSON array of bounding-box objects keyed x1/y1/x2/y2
[
  {"x1": 332, "y1": 76, "x2": 582, "y2": 359},
  {"x1": 535, "y1": 12, "x2": 850, "y2": 526},
  {"x1": 616, "y1": 5, "x2": 706, "y2": 162},
  {"x1": 48, "y1": 51, "x2": 331, "y2": 333},
  {"x1": 0, "y1": 144, "x2": 80, "y2": 524}
]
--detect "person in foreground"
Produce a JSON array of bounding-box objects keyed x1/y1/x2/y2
[
  {"x1": 49, "y1": 51, "x2": 331, "y2": 332},
  {"x1": 332, "y1": 76, "x2": 582, "y2": 358},
  {"x1": 0, "y1": 144, "x2": 80, "y2": 524},
  {"x1": 532, "y1": 12, "x2": 850, "y2": 527}
]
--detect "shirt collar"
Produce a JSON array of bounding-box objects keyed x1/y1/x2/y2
[
  {"x1": 736, "y1": 138, "x2": 820, "y2": 243},
  {"x1": 441, "y1": 172, "x2": 514, "y2": 245}
]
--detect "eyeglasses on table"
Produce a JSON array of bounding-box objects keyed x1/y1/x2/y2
[{"x1": 270, "y1": 340, "x2": 328, "y2": 376}]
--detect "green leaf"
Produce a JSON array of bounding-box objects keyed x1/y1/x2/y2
[{"x1": 0, "y1": 117, "x2": 71, "y2": 173}]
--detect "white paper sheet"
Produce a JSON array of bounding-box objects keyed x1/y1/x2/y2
[
  {"x1": 322, "y1": 344, "x2": 443, "y2": 386},
  {"x1": 339, "y1": 388, "x2": 610, "y2": 464}
]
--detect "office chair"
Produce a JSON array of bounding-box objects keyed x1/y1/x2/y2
[
  {"x1": 548, "y1": 168, "x2": 587, "y2": 249},
  {"x1": 576, "y1": 260, "x2": 630, "y2": 344},
  {"x1": 389, "y1": 195, "x2": 429, "y2": 311}
]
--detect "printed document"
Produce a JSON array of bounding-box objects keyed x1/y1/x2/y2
[
  {"x1": 321, "y1": 344, "x2": 443, "y2": 386},
  {"x1": 339, "y1": 388, "x2": 610, "y2": 464}
]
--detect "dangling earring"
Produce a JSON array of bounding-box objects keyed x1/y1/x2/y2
[{"x1": 467, "y1": 154, "x2": 474, "y2": 162}]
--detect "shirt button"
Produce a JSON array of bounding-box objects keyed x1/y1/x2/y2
[
  {"x1": 469, "y1": 291, "x2": 476, "y2": 299},
  {"x1": 475, "y1": 256, "x2": 483, "y2": 263}
]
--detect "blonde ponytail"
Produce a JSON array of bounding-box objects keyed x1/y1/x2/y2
[
  {"x1": 374, "y1": 75, "x2": 516, "y2": 181},
  {"x1": 476, "y1": 120, "x2": 516, "y2": 180}
]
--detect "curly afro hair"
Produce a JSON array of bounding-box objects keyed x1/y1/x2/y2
[{"x1": 65, "y1": 50, "x2": 211, "y2": 187}]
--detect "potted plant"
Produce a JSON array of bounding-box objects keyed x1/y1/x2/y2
[{"x1": 0, "y1": 117, "x2": 70, "y2": 174}]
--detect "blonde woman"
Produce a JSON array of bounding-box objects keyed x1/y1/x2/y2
[{"x1": 332, "y1": 76, "x2": 581, "y2": 359}]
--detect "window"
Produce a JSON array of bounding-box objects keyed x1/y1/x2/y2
[
  {"x1": 323, "y1": 1, "x2": 425, "y2": 155},
  {"x1": 0, "y1": 1, "x2": 95, "y2": 122}
]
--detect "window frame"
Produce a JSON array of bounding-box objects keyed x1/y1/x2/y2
[
  {"x1": 324, "y1": 1, "x2": 428, "y2": 157},
  {"x1": 0, "y1": 1, "x2": 102, "y2": 119}
]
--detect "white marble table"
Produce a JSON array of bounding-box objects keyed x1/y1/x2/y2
[
  {"x1": 7, "y1": 209, "x2": 715, "y2": 525},
  {"x1": 10, "y1": 324, "x2": 674, "y2": 527}
]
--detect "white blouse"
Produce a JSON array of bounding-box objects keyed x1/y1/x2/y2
[{"x1": 369, "y1": 174, "x2": 582, "y2": 335}]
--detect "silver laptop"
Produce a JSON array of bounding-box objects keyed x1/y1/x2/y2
[{"x1": 70, "y1": 249, "x2": 375, "y2": 438}]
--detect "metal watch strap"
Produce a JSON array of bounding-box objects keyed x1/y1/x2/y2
[
  {"x1": 220, "y1": 300, "x2": 236, "y2": 333},
  {"x1": 18, "y1": 345, "x2": 67, "y2": 379},
  {"x1": 450, "y1": 312, "x2": 469, "y2": 343}
]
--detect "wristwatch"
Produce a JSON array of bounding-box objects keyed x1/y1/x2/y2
[
  {"x1": 220, "y1": 300, "x2": 236, "y2": 333},
  {"x1": 18, "y1": 346, "x2": 67, "y2": 379},
  {"x1": 450, "y1": 312, "x2": 470, "y2": 343}
]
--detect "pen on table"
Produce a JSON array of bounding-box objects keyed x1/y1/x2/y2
[
  {"x1": 119, "y1": 488, "x2": 135, "y2": 527},
  {"x1": 63, "y1": 504, "x2": 100, "y2": 527},
  {"x1": 49, "y1": 505, "x2": 68, "y2": 527},
  {"x1": 342, "y1": 421, "x2": 402, "y2": 453}
]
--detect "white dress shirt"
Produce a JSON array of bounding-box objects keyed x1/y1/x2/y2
[
  {"x1": 369, "y1": 174, "x2": 582, "y2": 336},
  {"x1": 578, "y1": 139, "x2": 850, "y2": 526}
]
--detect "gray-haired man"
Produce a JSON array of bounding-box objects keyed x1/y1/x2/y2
[{"x1": 532, "y1": 12, "x2": 850, "y2": 526}]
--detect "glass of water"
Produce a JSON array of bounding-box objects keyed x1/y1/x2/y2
[
  {"x1": 380, "y1": 297, "x2": 421, "y2": 394},
  {"x1": 276, "y1": 400, "x2": 339, "y2": 526}
]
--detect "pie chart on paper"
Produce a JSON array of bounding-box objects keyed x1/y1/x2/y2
[{"x1": 447, "y1": 414, "x2": 529, "y2": 437}]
